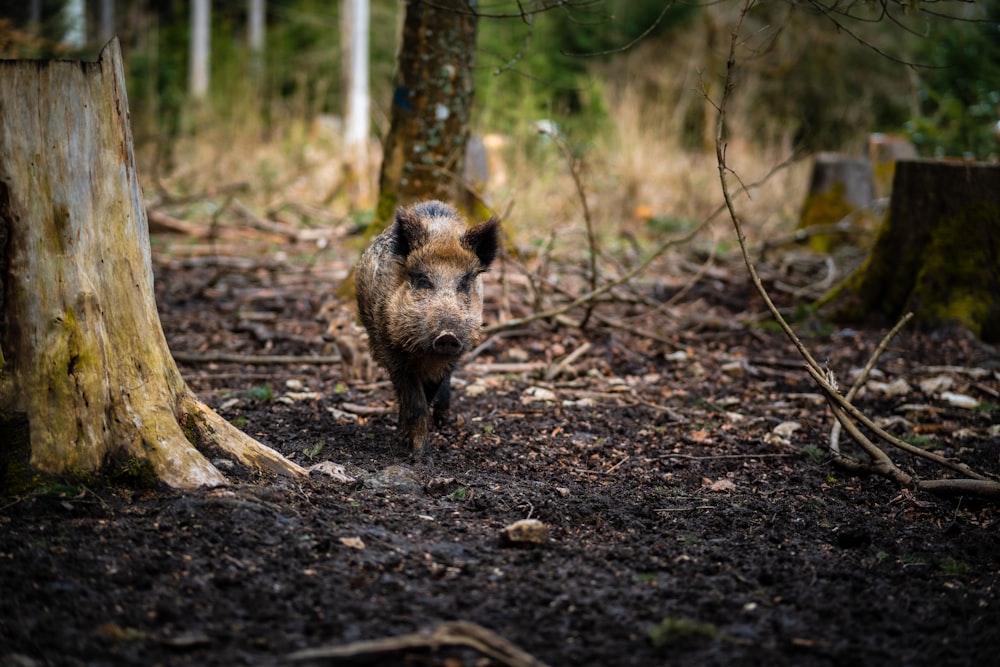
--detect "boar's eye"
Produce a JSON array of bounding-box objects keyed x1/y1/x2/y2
[
  {"x1": 409, "y1": 271, "x2": 433, "y2": 290},
  {"x1": 457, "y1": 273, "x2": 475, "y2": 295}
]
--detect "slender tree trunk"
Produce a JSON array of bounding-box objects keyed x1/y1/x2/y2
[
  {"x1": 99, "y1": 0, "x2": 115, "y2": 44},
  {"x1": 63, "y1": 0, "x2": 87, "y2": 49},
  {"x1": 343, "y1": 0, "x2": 372, "y2": 209},
  {"x1": 376, "y1": 0, "x2": 478, "y2": 226},
  {"x1": 0, "y1": 40, "x2": 305, "y2": 490},
  {"x1": 189, "y1": 0, "x2": 211, "y2": 99},
  {"x1": 248, "y1": 0, "x2": 265, "y2": 81}
]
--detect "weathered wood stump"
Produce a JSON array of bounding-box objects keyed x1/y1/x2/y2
[
  {"x1": 868, "y1": 133, "x2": 918, "y2": 199},
  {"x1": 797, "y1": 152, "x2": 877, "y2": 252},
  {"x1": 821, "y1": 159, "x2": 1000, "y2": 341},
  {"x1": 0, "y1": 40, "x2": 306, "y2": 489}
]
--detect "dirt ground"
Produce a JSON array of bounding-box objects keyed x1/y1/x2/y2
[{"x1": 2, "y1": 233, "x2": 1000, "y2": 667}]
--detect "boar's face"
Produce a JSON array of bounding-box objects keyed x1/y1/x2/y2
[{"x1": 385, "y1": 206, "x2": 500, "y2": 361}]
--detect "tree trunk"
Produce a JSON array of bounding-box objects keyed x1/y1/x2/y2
[
  {"x1": 821, "y1": 159, "x2": 1000, "y2": 342},
  {"x1": 248, "y1": 0, "x2": 266, "y2": 81},
  {"x1": 342, "y1": 0, "x2": 372, "y2": 210},
  {"x1": 375, "y1": 0, "x2": 478, "y2": 227},
  {"x1": 189, "y1": 0, "x2": 211, "y2": 99},
  {"x1": 0, "y1": 39, "x2": 306, "y2": 490}
]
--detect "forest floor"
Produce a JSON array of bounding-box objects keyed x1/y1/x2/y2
[{"x1": 2, "y1": 229, "x2": 1000, "y2": 667}]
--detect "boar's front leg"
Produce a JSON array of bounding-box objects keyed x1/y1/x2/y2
[
  {"x1": 392, "y1": 372, "x2": 432, "y2": 454},
  {"x1": 427, "y1": 375, "x2": 452, "y2": 429}
]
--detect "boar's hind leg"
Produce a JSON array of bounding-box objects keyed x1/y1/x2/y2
[
  {"x1": 427, "y1": 376, "x2": 452, "y2": 428},
  {"x1": 394, "y1": 374, "x2": 431, "y2": 453}
]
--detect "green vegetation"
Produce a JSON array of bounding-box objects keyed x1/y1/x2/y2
[
  {"x1": 244, "y1": 383, "x2": 276, "y2": 402},
  {"x1": 905, "y1": 1, "x2": 1000, "y2": 159},
  {"x1": 1, "y1": 1, "x2": 995, "y2": 161},
  {"x1": 303, "y1": 441, "x2": 326, "y2": 461},
  {"x1": 799, "y1": 441, "x2": 827, "y2": 464},
  {"x1": 649, "y1": 616, "x2": 719, "y2": 647}
]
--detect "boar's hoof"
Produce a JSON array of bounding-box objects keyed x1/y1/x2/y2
[{"x1": 433, "y1": 331, "x2": 464, "y2": 355}]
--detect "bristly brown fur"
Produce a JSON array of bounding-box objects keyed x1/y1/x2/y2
[{"x1": 355, "y1": 201, "x2": 500, "y2": 455}]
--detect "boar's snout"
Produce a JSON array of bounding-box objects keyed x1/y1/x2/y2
[{"x1": 432, "y1": 330, "x2": 464, "y2": 356}]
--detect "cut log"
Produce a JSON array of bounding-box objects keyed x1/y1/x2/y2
[
  {"x1": 821, "y1": 159, "x2": 1000, "y2": 342},
  {"x1": 796, "y1": 152, "x2": 877, "y2": 252},
  {"x1": 0, "y1": 40, "x2": 306, "y2": 490}
]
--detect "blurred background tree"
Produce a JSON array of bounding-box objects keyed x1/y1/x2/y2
[{"x1": 0, "y1": 0, "x2": 995, "y2": 199}]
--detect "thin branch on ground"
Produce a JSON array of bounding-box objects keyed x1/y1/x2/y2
[
  {"x1": 829, "y1": 312, "x2": 913, "y2": 455},
  {"x1": 287, "y1": 620, "x2": 550, "y2": 667}
]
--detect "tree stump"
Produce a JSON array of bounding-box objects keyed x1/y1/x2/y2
[
  {"x1": 796, "y1": 152, "x2": 877, "y2": 252},
  {"x1": 868, "y1": 133, "x2": 918, "y2": 199},
  {"x1": 0, "y1": 40, "x2": 306, "y2": 489},
  {"x1": 821, "y1": 159, "x2": 1000, "y2": 342}
]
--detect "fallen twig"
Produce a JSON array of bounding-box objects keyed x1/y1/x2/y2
[
  {"x1": 172, "y1": 352, "x2": 342, "y2": 365},
  {"x1": 286, "y1": 620, "x2": 551, "y2": 667}
]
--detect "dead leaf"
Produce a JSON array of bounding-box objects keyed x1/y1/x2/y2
[{"x1": 339, "y1": 536, "x2": 365, "y2": 550}]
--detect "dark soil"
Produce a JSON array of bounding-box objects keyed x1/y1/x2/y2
[{"x1": 3, "y1": 237, "x2": 1000, "y2": 667}]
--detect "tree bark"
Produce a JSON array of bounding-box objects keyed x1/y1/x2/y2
[
  {"x1": 343, "y1": 0, "x2": 372, "y2": 209},
  {"x1": 0, "y1": 39, "x2": 306, "y2": 490},
  {"x1": 189, "y1": 0, "x2": 211, "y2": 99},
  {"x1": 821, "y1": 159, "x2": 1000, "y2": 342},
  {"x1": 375, "y1": 0, "x2": 478, "y2": 227}
]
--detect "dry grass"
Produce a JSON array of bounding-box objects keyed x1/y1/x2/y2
[{"x1": 136, "y1": 53, "x2": 812, "y2": 272}]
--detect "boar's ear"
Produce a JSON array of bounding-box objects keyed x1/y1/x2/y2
[
  {"x1": 464, "y1": 216, "x2": 500, "y2": 269},
  {"x1": 392, "y1": 207, "x2": 429, "y2": 258}
]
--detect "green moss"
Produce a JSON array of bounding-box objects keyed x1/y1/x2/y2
[
  {"x1": 797, "y1": 183, "x2": 855, "y2": 253},
  {"x1": 179, "y1": 411, "x2": 200, "y2": 445},
  {"x1": 108, "y1": 456, "x2": 161, "y2": 489},
  {"x1": 0, "y1": 413, "x2": 41, "y2": 495},
  {"x1": 649, "y1": 616, "x2": 719, "y2": 648},
  {"x1": 822, "y1": 199, "x2": 999, "y2": 341},
  {"x1": 909, "y1": 202, "x2": 1000, "y2": 340}
]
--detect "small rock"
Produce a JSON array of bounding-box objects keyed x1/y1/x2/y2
[
  {"x1": 500, "y1": 519, "x2": 550, "y2": 546},
  {"x1": 703, "y1": 478, "x2": 736, "y2": 492},
  {"x1": 866, "y1": 378, "x2": 912, "y2": 397},
  {"x1": 465, "y1": 380, "x2": 489, "y2": 397},
  {"x1": 363, "y1": 465, "x2": 424, "y2": 496},
  {"x1": 426, "y1": 477, "x2": 460, "y2": 496},
  {"x1": 283, "y1": 391, "x2": 323, "y2": 402},
  {"x1": 219, "y1": 397, "x2": 241, "y2": 411},
  {"x1": 562, "y1": 397, "x2": 596, "y2": 408},
  {"x1": 721, "y1": 360, "x2": 745, "y2": 376},
  {"x1": 941, "y1": 391, "x2": 979, "y2": 409},
  {"x1": 772, "y1": 421, "x2": 802, "y2": 438},
  {"x1": 339, "y1": 536, "x2": 365, "y2": 550},
  {"x1": 308, "y1": 461, "x2": 356, "y2": 483},
  {"x1": 522, "y1": 386, "x2": 557, "y2": 403},
  {"x1": 325, "y1": 407, "x2": 359, "y2": 422},
  {"x1": 919, "y1": 374, "x2": 954, "y2": 395},
  {"x1": 285, "y1": 379, "x2": 305, "y2": 391}
]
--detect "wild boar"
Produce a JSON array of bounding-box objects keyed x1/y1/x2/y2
[{"x1": 355, "y1": 201, "x2": 500, "y2": 454}]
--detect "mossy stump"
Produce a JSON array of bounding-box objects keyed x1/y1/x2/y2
[
  {"x1": 797, "y1": 152, "x2": 877, "y2": 252},
  {"x1": 0, "y1": 41, "x2": 306, "y2": 490},
  {"x1": 820, "y1": 159, "x2": 1000, "y2": 341}
]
